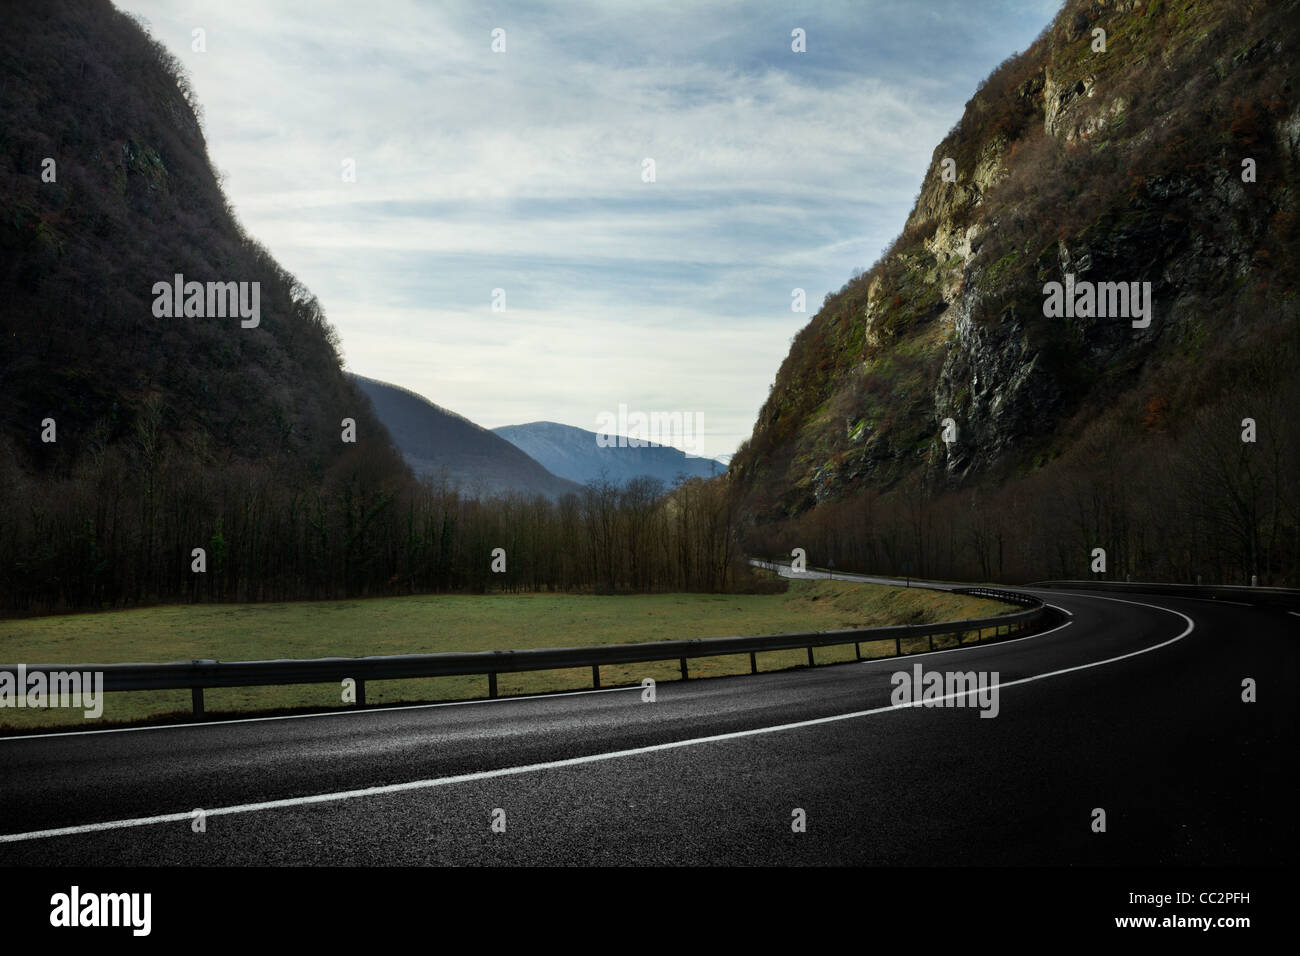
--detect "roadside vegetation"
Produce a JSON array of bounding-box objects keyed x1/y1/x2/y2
[{"x1": 0, "y1": 579, "x2": 1012, "y2": 730}]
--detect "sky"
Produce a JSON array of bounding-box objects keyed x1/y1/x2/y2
[{"x1": 116, "y1": 0, "x2": 1061, "y2": 460}]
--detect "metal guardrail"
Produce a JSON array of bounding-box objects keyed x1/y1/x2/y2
[
  {"x1": 748, "y1": 557, "x2": 963, "y2": 591},
  {"x1": 1, "y1": 591, "x2": 1048, "y2": 719},
  {"x1": 951, "y1": 586, "x2": 1041, "y2": 608},
  {"x1": 1031, "y1": 580, "x2": 1300, "y2": 610}
]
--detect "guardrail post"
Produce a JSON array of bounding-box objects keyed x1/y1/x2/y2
[{"x1": 32, "y1": 588, "x2": 1050, "y2": 721}]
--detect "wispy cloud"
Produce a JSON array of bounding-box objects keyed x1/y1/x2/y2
[{"x1": 117, "y1": 0, "x2": 1060, "y2": 458}]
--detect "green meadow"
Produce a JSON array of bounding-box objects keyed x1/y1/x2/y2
[{"x1": 0, "y1": 580, "x2": 1013, "y2": 730}]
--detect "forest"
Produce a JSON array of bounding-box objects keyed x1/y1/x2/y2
[
  {"x1": 0, "y1": 429, "x2": 752, "y2": 614},
  {"x1": 743, "y1": 325, "x2": 1300, "y2": 587}
]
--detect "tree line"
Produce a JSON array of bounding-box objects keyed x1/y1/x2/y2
[
  {"x1": 742, "y1": 338, "x2": 1300, "y2": 588},
  {"x1": 0, "y1": 429, "x2": 756, "y2": 615}
]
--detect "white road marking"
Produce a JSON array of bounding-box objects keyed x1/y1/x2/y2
[{"x1": 0, "y1": 595, "x2": 1193, "y2": 844}]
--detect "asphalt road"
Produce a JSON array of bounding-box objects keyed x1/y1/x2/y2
[{"x1": 0, "y1": 586, "x2": 1294, "y2": 865}]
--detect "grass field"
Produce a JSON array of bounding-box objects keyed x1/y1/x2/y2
[{"x1": 0, "y1": 580, "x2": 1015, "y2": 730}]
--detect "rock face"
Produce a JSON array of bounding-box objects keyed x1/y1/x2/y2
[{"x1": 730, "y1": 0, "x2": 1299, "y2": 520}]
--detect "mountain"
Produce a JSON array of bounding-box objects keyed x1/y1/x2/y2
[
  {"x1": 731, "y1": 0, "x2": 1299, "y2": 586},
  {"x1": 0, "y1": 0, "x2": 415, "y2": 610},
  {"x1": 0, "y1": 0, "x2": 742, "y2": 613},
  {"x1": 493, "y1": 421, "x2": 727, "y2": 487},
  {"x1": 0, "y1": 0, "x2": 393, "y2": 480},
  {"x1": 0, "y1": 0, "x2": 749, "y2": 613},
  {"x1": 350, "y1": 377, "x2": 584, "y2": 499}
]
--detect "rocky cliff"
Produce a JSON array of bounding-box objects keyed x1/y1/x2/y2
[{"x1": 730, "y1": 0, "x2": 1299, "y2": 522}]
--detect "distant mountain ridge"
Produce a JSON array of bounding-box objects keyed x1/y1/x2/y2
[
  {"x1": 493, "y1": 421, "x2": 728, "y2": 487},
  {"x1": 350, "y1": 375, "x2": 583, "y2": 499}
]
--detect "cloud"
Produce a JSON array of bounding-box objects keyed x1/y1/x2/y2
[{"x1": 117, "y1": 0, "x2": 1061, "y2": 457}]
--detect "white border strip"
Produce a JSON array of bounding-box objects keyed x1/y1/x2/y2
[{"x1": 0, "y1": 595, "x2": 1190, "y2": 845}]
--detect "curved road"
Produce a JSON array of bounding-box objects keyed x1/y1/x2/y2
[{"x1": 0, "y1": 586, "x2": 1294, "y2": 865}]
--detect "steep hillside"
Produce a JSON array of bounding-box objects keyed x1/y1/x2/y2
[
  {"x1": 732, "y1": 0, "x2": 1300, "y2": 585},
  {"x1": 351, "y1": 377, "x2": 583, "y2": 499},
  {"x1": 494, "y1": 421, "x2": 727, "y2": 487},
  {"x1": 0, "y1": 0, "x2": 391, "y2": 479},
  {"x1": 0, "y1": 0, "x2": 410, "y2": 610}
]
